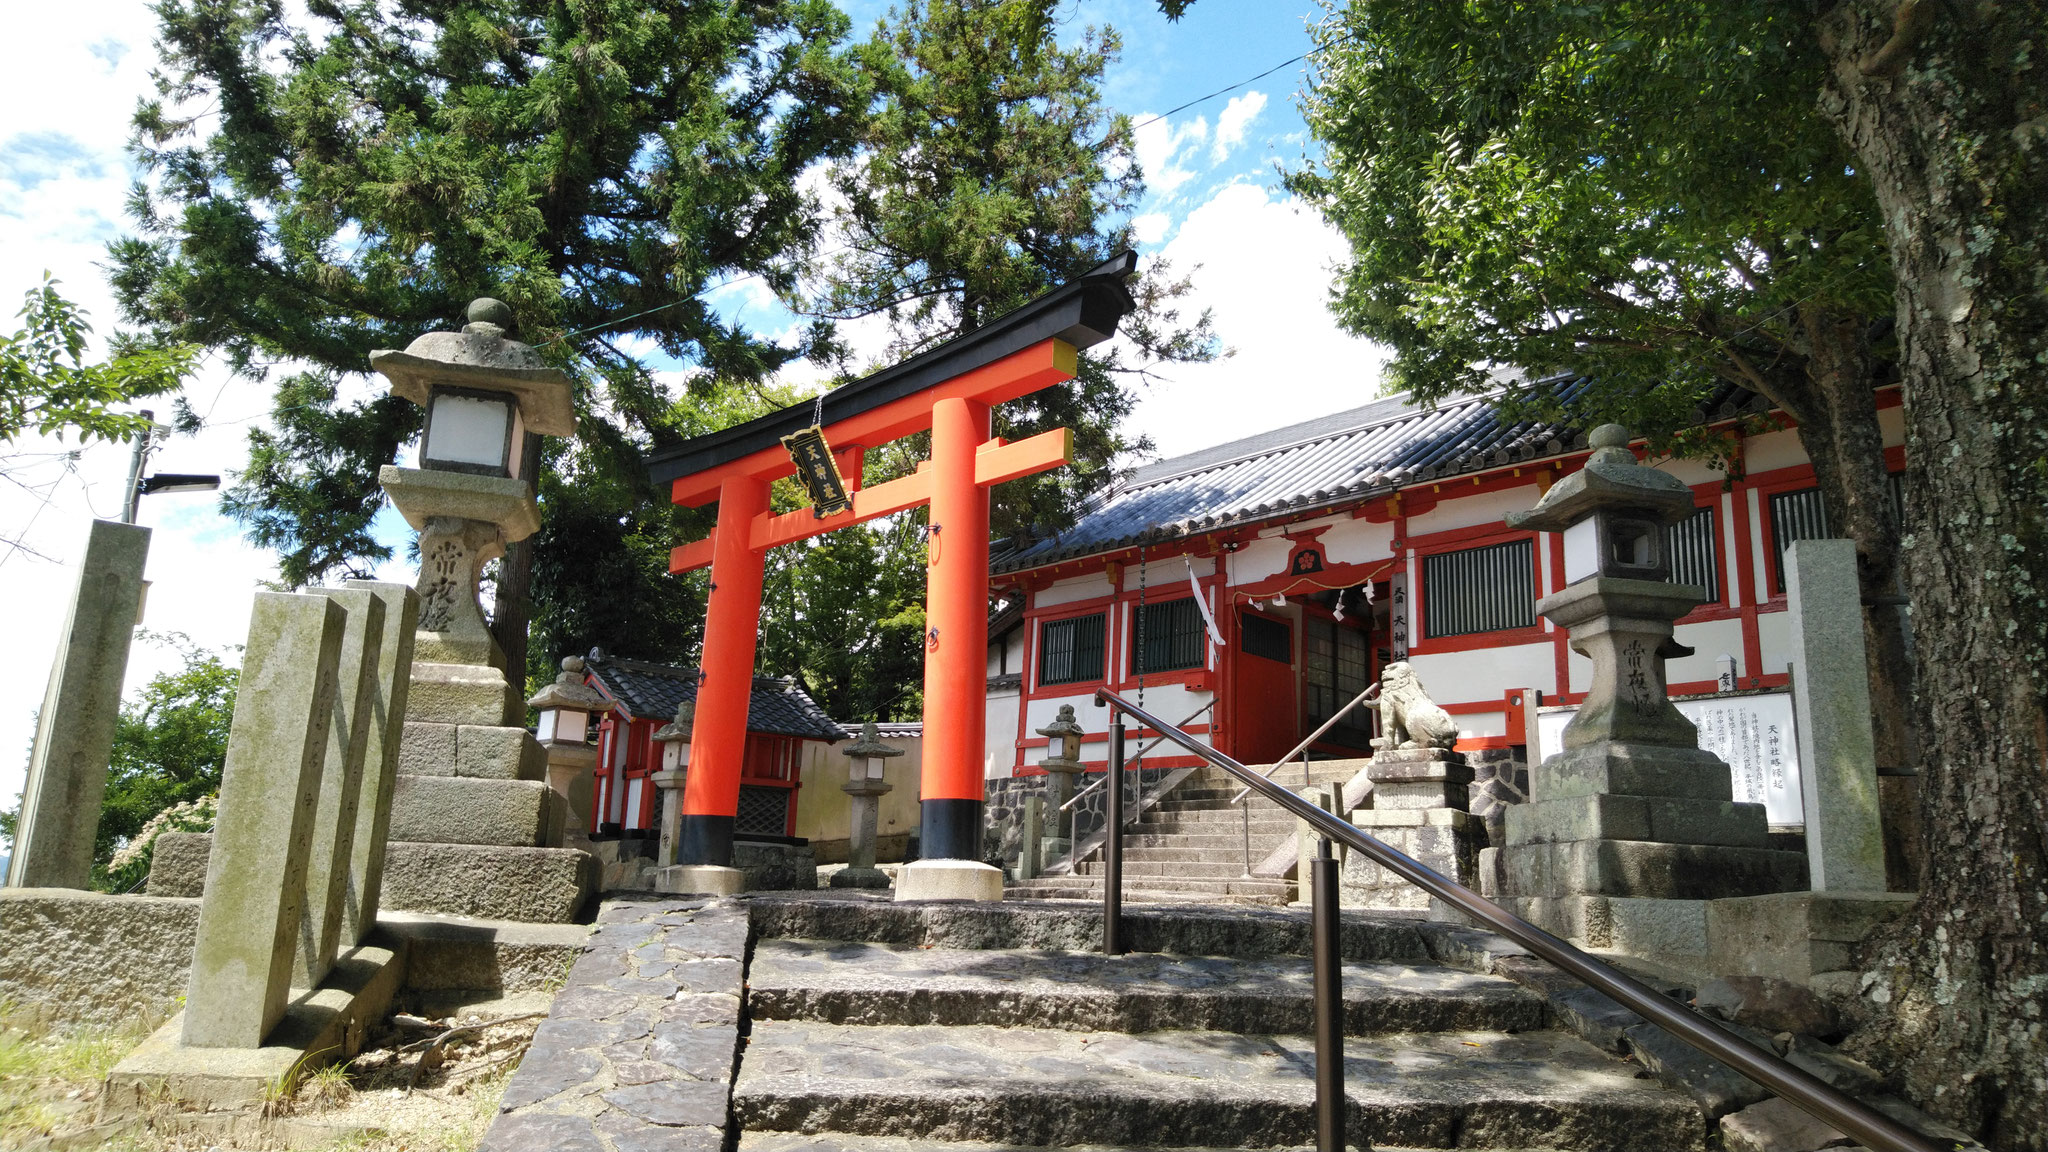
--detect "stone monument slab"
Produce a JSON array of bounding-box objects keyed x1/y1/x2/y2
[
  {"x1": 8, "y1": 519, "x2": 150, "y2": 890},
  {"x1": 182, "y1": 593, "x2": 345, "y2": 1049}
]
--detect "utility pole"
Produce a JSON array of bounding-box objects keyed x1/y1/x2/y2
[{"x1": 120, "y1": 410, "x2": 156, "y2": 524}]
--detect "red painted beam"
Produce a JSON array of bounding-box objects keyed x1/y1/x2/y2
[{"x1": 669, "y1": 339, "x2": 1078, "y2": 507}]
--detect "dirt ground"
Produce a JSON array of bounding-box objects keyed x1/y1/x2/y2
[{"x1": 0, "y1": 992, "x2": 549, "y2": 1151}]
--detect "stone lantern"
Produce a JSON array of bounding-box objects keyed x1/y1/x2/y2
[
  {"x1": 1496, "y1": 424, "x2": 1801, "y2": 958},
  {"x1": 1035, "y1": 704, "x2": 1087, "y2": 854},
  {"x1": 832, "y1": 722, "x2": 903, "y2": 889},
  {"x1": 650, "y1": 699, "x2": 696, "y2": 865},
  {"x1": 526, "y1": 655, "x2": 614, "y2": 847},
  {"x1": 374, "y1": 298, "x2": 575, "y2": 677}
]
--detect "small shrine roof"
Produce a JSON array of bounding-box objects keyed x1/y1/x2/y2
[{"x1": 582, "y1": 654, "x2": 843, "y2": 741}]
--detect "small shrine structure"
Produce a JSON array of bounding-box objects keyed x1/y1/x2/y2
[{"x1": 646, "y1": 254, "x2": 1137, "y2": 900}]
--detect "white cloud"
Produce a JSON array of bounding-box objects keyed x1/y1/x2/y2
[
  {"x1": 1121, "y1": 182, "x2": 1391, "y2": 461},
  {"x1": 1212, "y1": 91, "x2": 1269, "y2": 164},
  {"x1": 1132, "y1": 114, "x2": 1208, "y2": 197},
  {"x1": 1130, "y1": 213, "x2": 1172, "y2": 246}
]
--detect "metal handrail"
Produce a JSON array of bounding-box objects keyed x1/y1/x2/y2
[
  {"x1": 1229, "y1": 682, "x2": 1380, "y2": 805},
  {"x1": 1092, "y1": 687, "x2": 1954, "y2": 1152},
  {"x1": 1060, "y1": 701, "x2": 1215, "y2": 813}
]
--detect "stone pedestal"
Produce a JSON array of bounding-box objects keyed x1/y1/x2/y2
[
  {"x1": 544, "y1": 742, "x2": 598, "y2": 849},
  {"x1": 1499, "y1": 580, "x2": 1805, "y2": 960},
  {"x1": 658, "y1": 864, "x2": 747, "y2": 896},
  {"x1": 1343, "y1": 749, "x2": 1481, "y2": 921},
  {"x1": 1041, "y1": 762, "x2": 1083, "y2": 858},
  {"x1": 894, "y1": 858, "x2": 1004, "y2": 902},
  {"x1": 832, "y1": 777, "x2": 894, "y2": 889},
  {"x1": 8, "y1": 519, "x2": 150, "y2": 890},
  {"x1": 652, "y1": 769, "x2": 686, "y2": 866}
]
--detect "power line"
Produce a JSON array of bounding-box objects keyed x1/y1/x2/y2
[{"x1": 1097, "y1": 51, "x2": 1309, "y2": 151}]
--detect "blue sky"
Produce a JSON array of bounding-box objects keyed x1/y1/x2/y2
[{"x1": 0, "y1": 0, "x2": 1385, "y2": 809}]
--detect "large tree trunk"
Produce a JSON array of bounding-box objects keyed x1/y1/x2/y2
[{"x1": 1816, "y1": 3, "x2": 2048, "y2": 1147}]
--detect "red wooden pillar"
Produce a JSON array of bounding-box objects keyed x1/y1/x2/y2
[
  {"x1": 919, "y1": 395, "x2": 992, "y2": 860},
  {"x1": 679, "y1": 475, "x2": 768, "y2": 866}
]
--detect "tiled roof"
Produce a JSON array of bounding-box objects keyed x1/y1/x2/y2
[
  {"x1": 837, "y1": 721, "x2": 924, "y2": 740},
  {"x1": 583, "y1": 654, "x2": 844, "y2": 741},
  {"x1": 992, "y1": 375, "x2": 1767, "y2": 572}
]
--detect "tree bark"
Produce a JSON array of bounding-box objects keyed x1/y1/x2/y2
[
  {"x1": 490, "y1": 430, "x2": 545, "y2": 697},
  {"x1": 1816, "y1": 4, "x2": 2048, "y2": 1147}
]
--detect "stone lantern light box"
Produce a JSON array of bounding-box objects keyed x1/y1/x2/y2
[
  {"x1": 373, "y1": 298, "x2": 575, "y2": 480},
  {"x1": 1517, "y1": 425, "x2": 1697, "y2": 589}
]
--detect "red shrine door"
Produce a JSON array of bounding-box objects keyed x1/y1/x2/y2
[{"x1": 1231, "y1": 608, "x2": 1298, "y2": 766}]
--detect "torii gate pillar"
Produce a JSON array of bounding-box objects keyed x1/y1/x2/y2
[
  {"x1": 909, "y1": 396, "x2": 997, "y2": 891},
  {"x1": 648, "y1": 254, "x2": 1138, "y2": 899}
]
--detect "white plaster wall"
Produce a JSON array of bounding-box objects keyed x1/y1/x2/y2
[
  {"x1": 1721, "y1": 491, "x2": 1744, "y2": 608},
  {"x1": 1024, "y1": 692, "x2": 1104, "y2": 742},
  {"x1": 1745, "y1": 427, "x2": 1807, "y2": 475},
  {"x1": 1757, "y1": 606, "x2": 1794, "y2": 675},
  {"x1": 1408, "y1": 640, "x2": 1556, "y2": 705},
  {"x1": 1407, "y1": 484, "x2": 1544, "y2": 536},
  {"x1": 985, "y1": 687, "x2": 1020, "y2": 779},
  {"x1": 1319, "y1": 518, "x2": 1394, "y2": 566},
  {"x1": 1454, "y1": 709, "x2": 1508, "y2": 740},
  {"x1": 1229, "y1": 536, "x2": 1293, "y2": 585},
  {"x1": 1037, "y1": 572, "x2": 1114, "y2": 607},
  {"x1": 1130, "y1": 553, "x2": 1216, "y2": 589},
  {"x1": 1748, "y1": 488, "x2": 1770, "y2": 597},
  {"x1": 1879, "y1": 403, "x2": 1905, "y2": 447},
  {"x1": 1568, "y1": 646, "x2": 1592, "y2": 695},
  {"x1": 1652, "y1": 456, "x2": 1730, "y2": 488},
  {"x1": 1670, "y1": 618, "x2": 1747, "y2": 684}
]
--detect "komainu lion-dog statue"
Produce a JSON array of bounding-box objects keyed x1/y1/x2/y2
[{"x1": 1363, "y1": 661, "x2": 1461, "y2": 750}]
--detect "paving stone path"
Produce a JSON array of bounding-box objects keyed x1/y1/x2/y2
[{"x1": 480, "y1": 897, "x2": 747, "y2": 1152}]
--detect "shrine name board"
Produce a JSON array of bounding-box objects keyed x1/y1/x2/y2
[{"x1": 1535, "y1": 691, "x2": 1804, "y2": 826}]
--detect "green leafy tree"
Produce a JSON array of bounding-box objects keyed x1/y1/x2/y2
[
  {"x1": 1, "y1": 277, "x2": 193, "y2": 449},
  {"x1": 1296, "y1": 2, "x2": 2048, "y2": 1143},
  {"x1": 1288, "y1": 2, "x2": 1915, "y2": 767},
  {"x1": 93, "y1": 633, "x2": 237, "y2": 890},
  {"x1": 112, "y1": 0, "x2": 870, "y2": 688},
  {"x1": 740, "y1": 0, "x2": 1216, "y2": 715},
  {"x1": 808, "y1": 0, "x2": 1218, "y2": 541}
]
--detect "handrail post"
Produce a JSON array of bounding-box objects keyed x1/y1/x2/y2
[
  {"x1": 1311, "y1": 837, "x2": 1344, "y2": 1152},
  {"x1": 1103, "y1": 717, "x2": 1125, "y2": 956}
]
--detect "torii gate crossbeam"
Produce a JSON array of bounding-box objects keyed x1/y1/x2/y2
[{"x1": 645, "y1": 254, "x2": 1137, "y2": 897}]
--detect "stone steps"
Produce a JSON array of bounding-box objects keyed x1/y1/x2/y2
[
  {"x1": 747, "y1": 939, "x2": 1548, "y2": 1035},
  {"x1": 1003, "y1": 886, "x2": 1292, "y2": 907},
  {"x1": 745, "y1": 1139, "x2": 1610, "y2": 1152},
  {"x1": 731, "y1": 1020, "x2": 1703, "y2": 1151},
  {"x1": 1075, "y1": 858, "x2": 1275, "y2": 880},
  {"x1": 1007, "y1": 874, "x2": 1295, "y2": 900}
]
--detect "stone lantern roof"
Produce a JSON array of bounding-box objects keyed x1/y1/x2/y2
[
  {"x1": 370, "y1": 298, "x2": 577, "y2": 437},
  {"x1": 653, "y1": 699, "x2": 696, "y2": 744},
  {"x1": 841, "y1": 721, "x2": 906, "y2": 761},
  {"x1": 526, "y1": 656, "x2": 615, "y2": 715},
  {"x1": 1507, "y1": 424, "x2": 1696, "y2": 532}
]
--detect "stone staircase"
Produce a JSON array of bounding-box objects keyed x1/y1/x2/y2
[
  {"x1": 730, "y1": 897, "x2": 1709, "y2": 1152},
  {"x1": 1006, "y1": 761, "x2": 1368, "y2": 905}
]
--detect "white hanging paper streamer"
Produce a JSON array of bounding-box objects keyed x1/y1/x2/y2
[{"x1": 1186, "y1": 556, "x2": 1225, "y2": 648}]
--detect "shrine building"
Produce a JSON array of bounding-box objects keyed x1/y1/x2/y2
[{"x1": 980, "y1": 375, "x2": 1908, "y2": 831}]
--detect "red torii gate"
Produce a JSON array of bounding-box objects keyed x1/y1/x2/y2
[{"x1": 646, "y1": 255, "x2": 1136, "y2": 895}]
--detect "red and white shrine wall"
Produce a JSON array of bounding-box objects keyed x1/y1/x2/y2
[{"x1": 987, "y1": 400, "x2": 1907, "y2": 781}]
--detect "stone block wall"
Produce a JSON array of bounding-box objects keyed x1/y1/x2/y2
[
  {"x1": 0, "y1": 890, "x2": 200, "y2": 1030},
  {"x1": 983, "y1": 764, "x2": 1176, "y2": 874}
]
